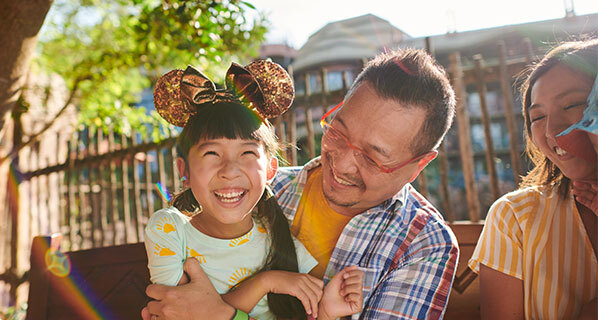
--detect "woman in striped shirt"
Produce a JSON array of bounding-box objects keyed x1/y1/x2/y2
[{"x1": 469, "y1": 39, "x2": 598, "y2": 319}]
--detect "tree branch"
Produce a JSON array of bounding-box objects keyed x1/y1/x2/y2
[{"x1": 0, "y1": 77, "x2": 83, "y2": 164}]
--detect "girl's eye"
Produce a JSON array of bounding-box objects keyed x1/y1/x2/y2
[
  {"x1": 243, "y1": 150, "x2": 258, "y2": 156},
  {"x1": 203, "y1": 151, "x2": 218, "y2": 157}
]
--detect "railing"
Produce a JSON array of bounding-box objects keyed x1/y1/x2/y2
[{"x1": 1, "y1": 39, "x2": 536, "y2": 308}]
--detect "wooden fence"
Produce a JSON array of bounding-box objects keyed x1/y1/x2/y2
[{"x1": 1, "y1": 39, "x2": 536, "y2": 309}]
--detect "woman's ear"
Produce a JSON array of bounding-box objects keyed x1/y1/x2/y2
[
  {"x1": 176, "y1": 157, "x2": 189, "y2": 186},
  {"x1": 266, "y1": 157, "x2": 278, "y2": 182}
]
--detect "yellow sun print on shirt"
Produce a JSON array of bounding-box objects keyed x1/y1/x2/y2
[
  {"x1": 228, "y1": 268, "x2": 252, "y2": 288},
  {"x1": 154, "y1": 244, "x2": 175, "y2": 256},
  {"x1": 155, "y1": 216, "x2": 176, "y2": 234},
  {"x1": 229, "y1": 231, "x2": 251, "y2": 247},
  {"x1": 186, "y1": 246, "x2": 206, "y2": 263}
]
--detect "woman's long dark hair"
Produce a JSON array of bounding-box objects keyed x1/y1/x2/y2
[
  {"x1": 519, "y1": 39, "x2": 598, "y2": 197},
  {"x1": 171, "y1": 102, "x2": 306, "y2": 319}
]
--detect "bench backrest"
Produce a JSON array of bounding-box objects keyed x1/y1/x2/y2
[{"x1": 27, "y1": 236, "x2": 150, "y2": 320}]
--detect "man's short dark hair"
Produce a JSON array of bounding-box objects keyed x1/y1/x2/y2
[{"x1": 349, "y1": 48, "x2": 456, "y2": 156}]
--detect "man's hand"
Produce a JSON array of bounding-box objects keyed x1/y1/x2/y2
[
  {"x1": 572, "y1": 181, "x2": 598, "y2": 216},
  {"x1": 318, "y1": 265, "x2": 364, "y2": 319},
  {"x1": 259, "y1": 270, "x2": 324, "y2": 317},
  {"x1": 141, "y1": 258, "x2": 235, "y2": 320}
]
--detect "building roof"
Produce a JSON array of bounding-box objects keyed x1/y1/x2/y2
[
  {"x1": 396, "y1": 13, "x2": 598, "y2": 63},
  {"x1": 292, "y1": 14, "x2": 410, "y2": 72}
]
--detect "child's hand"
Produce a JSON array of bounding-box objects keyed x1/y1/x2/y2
[
  {"x1": 318, "y1": 265, "x2": 364, "y2": 319},
  {"x1": 572, "y1": 181, "x2": 598, "y2": 216},
  {"x1": 259, "y1": 270, "x2": 324, "y2": 317}
]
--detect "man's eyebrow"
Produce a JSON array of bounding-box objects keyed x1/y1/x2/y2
[{"x1": 335, "y1": 115, "x2": 391, "y2": 159}]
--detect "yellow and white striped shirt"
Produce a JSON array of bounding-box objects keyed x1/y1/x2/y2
[{"x1": 469, "y1": 186, "x2": 597, "y2": 319}]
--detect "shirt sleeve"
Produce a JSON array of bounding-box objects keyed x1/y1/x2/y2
[
  {"x1": 144, "y1": 209, "x2": 186, "y2": 286},
  {"x1": 359, "y1": 218, "x2": 459, "y2": 320},
  {"x1": 468, "y1": 196, "x2": 524, "y2": 279},
  {"x1": 293, "y1": 237, "x2": 318, "y2": 274}
]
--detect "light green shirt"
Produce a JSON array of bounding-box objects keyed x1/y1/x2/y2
[{"x1": 145, "y1": 207, "x2": 317, "y2": 320}]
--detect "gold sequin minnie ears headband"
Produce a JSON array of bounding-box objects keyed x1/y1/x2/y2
[{"x1": 153, "y1": 60, "x2": 295, "y2": 127}]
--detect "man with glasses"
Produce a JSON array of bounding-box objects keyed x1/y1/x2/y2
[{"x1": 144, "y1": 48, "x2": 458, "y2": 319}]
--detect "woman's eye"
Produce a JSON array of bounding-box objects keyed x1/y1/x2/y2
[
  {"x1": 564, "y1": 102, "x2": 586, "y2": 110},
  {"x1": 530, "y1": 115, "x2": 545, "y2": 123}
]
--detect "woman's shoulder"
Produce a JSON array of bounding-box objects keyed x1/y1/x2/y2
[{"x1": 489, "y1": 185, "x2": 563, "y2": 221}]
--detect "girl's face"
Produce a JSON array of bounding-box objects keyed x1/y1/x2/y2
[
  {"x1": 178, "y1": 137, "x2": 276, "y2": 239},
  {"x1": 529, "y1": 64, "x2": 597, "y2": 182}
]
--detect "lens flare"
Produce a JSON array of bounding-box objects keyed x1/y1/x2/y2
[
  {"x1": 45, "y1": 248, "x2": 71, "y2": 277},
  {"x1": 155, "y1": 182, "x2": 172, "y2": 202}
]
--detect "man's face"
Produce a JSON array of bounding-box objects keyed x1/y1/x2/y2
[{"x1": 320, "y1": 82, "x2": 428, "y2": 217}]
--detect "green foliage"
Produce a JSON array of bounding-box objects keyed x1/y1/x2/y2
[{"x1": 35, "y1": 0, "x2": 268, "y2": 140}]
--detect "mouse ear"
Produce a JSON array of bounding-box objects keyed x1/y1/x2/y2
[
  {"x1": 226, "y1": 60, "x2": 294, "y2": 119},
  {"x1": 153, "y1": 69, "x2": 190, "y2": 127}
]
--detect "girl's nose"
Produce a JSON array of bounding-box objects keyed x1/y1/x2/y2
[{"x1": 218, "y1": 159, "x2": 241, "y2": 179}]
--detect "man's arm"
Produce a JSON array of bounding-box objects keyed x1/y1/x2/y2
[
  {"x1": 143, "y1": 259, "x2": 236, "y2": 320},
  {"x1": 359, "y1": 221, "x2": 459, "y2": 319}
]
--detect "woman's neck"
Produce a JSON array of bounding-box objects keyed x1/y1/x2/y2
[{"x1": 189, "y1": 213, "x2": 254, "y2": 239}]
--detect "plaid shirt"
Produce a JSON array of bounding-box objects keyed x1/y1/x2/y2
[{"x1": 271, "y1": 158, "x2": 459, "y2": 319}]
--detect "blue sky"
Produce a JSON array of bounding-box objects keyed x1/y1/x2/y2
[{"x1": 249, "y1": 0, "x2": 598, "y2": 48}]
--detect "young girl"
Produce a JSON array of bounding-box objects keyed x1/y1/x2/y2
[
  {"x1": 469, "y1": 39, "x2": 597, "y2": 319},
  {"x1": 144, "y1": 61, "x2": 363, "y2": 320}
]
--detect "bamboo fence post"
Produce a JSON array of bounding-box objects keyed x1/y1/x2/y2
[
  {"x1": 286, "y1": 66, "x2": 297, "y2": 165},
  {"x1": 108, "y1": 129, "x2": 119, "y2": 245},
  {"x1": 121, "y1": 133, "x2": 134, "y2": 243},
  {"x1": 55, "y1": 132, "x2": 64, "y2": 235},
  {"x1": 144, "y1": 140, "x2": 154, "y2": 220},
  {"x1": 170, "y1": 128, "x2": 181, "y2": 195},
  {"x1": 523, "y1": 37, "x2": 534, "y2": 65},
  {"x1": 416, "y1": 38, "x2": 436, "y2": 199},
  {"x1": 88, "y1": 128, "x2": 98, "y2": 248},
  {"x1": 31, "y1": 144, "x2": 40, "y2": 241},
  {"x1": 321, "y1": 68, "x2": 329, "y2": 113},
  {"x1": 98, "y1": 130, "x2": 108, "y2": 246},
  {"x1": 498, "y1": 41, "x2": 521, "y2": 185},
  {"x1": 131, "y1": 132, "x2": 144, "y2": 241},
  {"x1": 77, "y1": 131, "x2": 90, "y2": 249},
  {"x1": 157, "y1": 147, "x2": 168, "y2": 208},
  {"x1": 438, "y1": 142, "x2": 454, "y2": 222},
  {"x1": 304, "y1": 73, "x2": 315, "y2": 160},
  {"x1": 450, "y1": 52, "x2": 481, "y2": 222},
  {"x1": 473, "y1": 54, "x2": 500, "y2": 201},
  {"x1": 67, "y1": 132, "x2": 77, "y2": 250}
]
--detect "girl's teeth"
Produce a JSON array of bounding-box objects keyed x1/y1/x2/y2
[
  {"x1": 214, "y1": 191, "x2": 245, "y2": 202},
  {"x1": 555, "y1": 146, "x2": 568, "y2": 156}
]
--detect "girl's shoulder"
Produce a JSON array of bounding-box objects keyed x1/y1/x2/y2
[{"x1": 148, "y1": 207, "x2": 190, "y2": 227}]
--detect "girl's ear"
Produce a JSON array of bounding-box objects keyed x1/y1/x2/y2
[
  {"x1": 176, "y1": 157, "x2": 189, "y2": 186},
  {"x1": 266, "y1": 157, "x2": 278, "y2": 182}
]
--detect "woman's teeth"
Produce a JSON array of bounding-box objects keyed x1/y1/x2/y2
[{"x1": 554, "y1": 146, "x2": 568, "y2": 156}]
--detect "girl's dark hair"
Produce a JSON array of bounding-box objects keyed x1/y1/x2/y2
[
  {"x1": 519, "y1": 39, "x2": 598, "y2": 197},
  {"x1": 171, "y1": 102, "x2": 306, "y2": 319}
]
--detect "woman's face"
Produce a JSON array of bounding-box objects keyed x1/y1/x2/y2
[{"x1": 529, "y1": 64, "x2": 597, "y2": 182}]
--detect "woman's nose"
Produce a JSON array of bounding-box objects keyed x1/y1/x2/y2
[{"x1": 545, "y1": 115, "x2": 568, "y2": 139}]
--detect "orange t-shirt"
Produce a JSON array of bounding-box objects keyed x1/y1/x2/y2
[{"x1": 290, "y1": 167, "x2": 353, "y2": 279}]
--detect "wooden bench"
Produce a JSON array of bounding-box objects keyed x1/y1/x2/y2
[
  {"x1": 26, "y1": 223, "x2": 483, "y2": 319},
  {"x1": 26, "y1": 235, "x2": 150, "y2": 319}
]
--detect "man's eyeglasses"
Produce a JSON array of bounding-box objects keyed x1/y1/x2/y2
[{"x1": 319, "y1": 102, "x2": 431, "y2": 174}]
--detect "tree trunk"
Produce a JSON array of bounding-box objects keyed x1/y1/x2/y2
[{"x1": 0, "y1": 0, "x2": 52, "y2": 307}]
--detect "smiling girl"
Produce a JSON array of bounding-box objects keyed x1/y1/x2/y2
[{"x1": 144, "y1": 61, "x2": 363, "y2": 320}]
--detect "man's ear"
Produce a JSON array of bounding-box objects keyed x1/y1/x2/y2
[
  {"x1": 266, "y1": 157, "x2": 278, "y2": 182},
  {"x1": 176, "y1": 157, "x2": 189, "y2": 186},
  {"x1": 408, "y1": 150, "x2": 438, "y2": 183}
]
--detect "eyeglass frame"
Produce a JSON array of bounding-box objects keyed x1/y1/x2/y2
[{"x1": 319, "y1": 101, "x2": 434, "y2": 174}]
